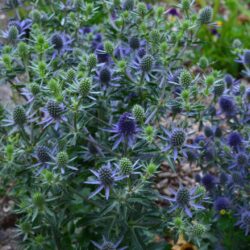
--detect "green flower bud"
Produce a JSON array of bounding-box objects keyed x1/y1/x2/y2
[
  {"x1": 79, "y1": 78, "x2": 91, "y2": 96},
  {"x1": 191, "y1": 223, "x2": 206, "y2": 237},
  {"x1": 30, "y1": 83, "x2": 40, "y2": 95},
  {"x1": 66, "y1": 69, "x2": 76, "y2": 83},
  {"x1": 214, "y1": 80, "x2": 225, "y2": 96},
  {"x1": 199, "y1": 56, "x2": 209, "y2": 69},
  {"x1": 120, "y1": 157, "x2": 133, "y2": 175},
  {"x1": 179, "y1": 70, "x2": 192, "y2": 87},
  {"x1": 198, "y1": 6, "x2": 213, "y2": 25},
  {"x1": 57, "y1": 151, "x2": 68, "y2": 167},
  {"x1": 140, "y1": 54, "x2": 154, "y2": 72},
  {"x1": 205, "y1": 75, "x2": 215, "y2": 87},
  {"x1": 18, "y1": 42, "x2": 29, "y2": 59},
  {"x1": 2, "y1": 54, "x2": 12, "y2": 70},
  {"x1": 181, "y1": 0, "x2": 191, "y2": 11},
  {"x1": 2, "y1": 45, "x2": 12, "y2": 54},
  {"x1": 31, "y1": 9, "x2": 41, "y2": 23},
  {"x1": 137, "y1": 2, "x2": 147, "y2": 16},
  {"x1": 13, "y1": 106, "x2": 26, "y2": 125},
  {"x1": 8, "y1": 26, "x2": 19, "y2": 42},
  {"x1": 87, "y1": 54, "x2": 97, "y2": 69},
  {"x1": 38, "y1": 61, "x2": 47, "y2": 78},
  {"x1": 104, "y1": 41, "x2": 114, "y2": 54},
  {"x1": 232, "y1": 39, "x2": 242, "y2": 49},
  {"x1": 150, "y1": 29, "x2": 161, "y2": 45},
  {"x1": 132, "y1": 104, "x2": 145, "y2": 122},
  {"x1": 144, "y1": 125, "x2": 154, "y2": 143}
]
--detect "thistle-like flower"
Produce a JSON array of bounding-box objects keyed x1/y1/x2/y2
[
  {"x1": 109, "y1": 112, "x2": 140, "y2": 150},
  {"x1": 3, "y1": 105, "x2": 36, "y2": 131},
  {"x1": 201, "y1": 174, "x2": 216, "y2": 191},
  {"x1": 92, "y1": 236, "x2": 127, "y2": 250},
  {"x1": 161, "y1": 128, "x2": 198, "y2": 161},
  {"x1": 227, "y1": 131, "x2": 243, "y2": 151},
  {"x1": 33, "y1": 145, "x2": 55, "y2": 173},
  {"x1": 53, "y1": 151, "x2": 78, "y2": 174},
  {"x1": 218, "y1": 95, "x2": 236, "y2": 117},
  {"x1": 39, "y1": 100, "x2": 67, "y2": 130},
  {"x1": 50, "y1": 32, "x2": 72, "y2": 57},
  {"x1": 85, "y1": 163, "x2": 127, "y2": 200},
  {"x1": 162, "y1": 186, "x2": 205, "y2": 217}
]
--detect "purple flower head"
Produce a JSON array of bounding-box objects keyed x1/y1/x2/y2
[
  {"x1": 8, "y1": 18, "x2": 32, "y2": 39},
  {"x1": 3, "y1": 105, "x2": 36, "y2": 131},
  {"x1": 235, "y1": 208, "x2": 250, "y2": 235},
  {"x1": 236, "y1": 50, "x2": 250, "y2": 65},
  {"x1": 162, "y1": 128, "x2": 198, "y2": 161},
  {"x1": 202, "y1": 174, "x2": 216, "y2": 191},
  {"x1": 50, "y1": 32, "x2": 72, "y2": 57},
  {"x1": 214, "y1": 196, "x2": 230, "y2": 212},
  {"x1": 229, "y1": 152, "x2": 248, "y2": 171},
  {"x1": 95, "y1": 43, "x2": 109, "y2": 63},
  {"x1": 219, "y1": 95, "x2": 236, "y2": 117},
  {"x1": 227, "y1": 132, "x2": 242, "y2": 150},
  {"x1": 39, "y1": 100, "x2": 67, "y2": 130},
  {"x1": 92, "y1": 236, "x2": 127, "y2": 250},
  {"x1": 109, "y1": 112, "x2": 140, "y2": 150},
  {"x1": 33, "y1": 145, "x2": 56, "y2": 174},
  {"x1": 224, "y1": 74, "x2": 240, "y2": 94},
  {"x1": 162, "y1": 185, "x2": 205, "y2": 217},
  {"x1": 167, "y1": 8, "x2": 179, "y2": 16},
  {"x1": 85, "y1": 163, "x2": 127, "y2": 200},
  {"x1": 224, "y1": 74, "x2": 233, "y2": 88},
  {"x1": 99, "y1": 67, "x2": 112, "y2": 84}
]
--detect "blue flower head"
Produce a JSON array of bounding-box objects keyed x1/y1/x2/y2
[
  {"x1": 85, "y1": 163, "x2": 127, "y2": 200},
  {"x1": 201, "y1": 174, "x2": 216, "y2": 191},
  {"x1": 227, "y1": 132, "x2": 242, "y2": 150},
  {"x1": 162, "y1": 186, "x2": 205, "y2": 217},
  {"x1": 219, "y1": 96, "x2": 236, "y2": 117},
  {"x1": 109, "y1": 112, "x2": 140, "y2": 150}
]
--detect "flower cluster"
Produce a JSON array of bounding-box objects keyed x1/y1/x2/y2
[{"x1": 0, "y1": 0, "x2": 249, "y2": 249}]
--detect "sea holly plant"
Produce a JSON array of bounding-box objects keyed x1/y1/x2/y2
[{"x1": 0, "y1": 0, "x2": 249, "y2": 249}]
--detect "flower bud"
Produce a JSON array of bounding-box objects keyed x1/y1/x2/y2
[
  {"x1": 198, "y1": 6, "x2": 213, "y2": 25},
  {"x1": 120, "y1": 157, "x2": 133, "y2": 175},
  {"x1": 140, "y1": 54, "x2": 154, "y2": 72},
  {"x1": 132, "y1": 104, "x2": 145, "y2": 122},
  {"x1": 87, "y1": 54, "x2": 97, "y2": 69},
  {"x1": 79, "y1": 78, "x2": 91, "y2": 96},
  {"x1": 104, "y1": 41, "x2": 114, "y2": 54},
  {"x1": 13, "y1": 106, "x2": 26, "y2": 125}
]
